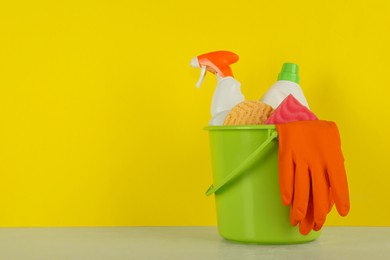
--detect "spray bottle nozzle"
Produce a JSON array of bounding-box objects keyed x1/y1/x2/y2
[{"x1": 190, "y1": 51, "x2": 239, "y2": 88}]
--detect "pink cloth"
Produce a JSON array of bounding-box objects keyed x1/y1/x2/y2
[{"x1": 265, "y1": 94, "x2": 318, "y2": 124}]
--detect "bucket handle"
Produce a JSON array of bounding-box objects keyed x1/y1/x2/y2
[{"x1": 206, "y1": 129, "x2": 278, "y2": 196}]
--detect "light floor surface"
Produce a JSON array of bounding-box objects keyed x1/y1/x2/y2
[{"x1": 0, "y1": 227, "x2": 389, "y2": 260}]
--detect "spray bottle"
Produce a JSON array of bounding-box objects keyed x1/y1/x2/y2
[
  {"x1": 260, "y1": 63, "x2": 309, "y2": 109},
  {"x1": 190, "y1": 51, "x2": 245, "y2": 125}
]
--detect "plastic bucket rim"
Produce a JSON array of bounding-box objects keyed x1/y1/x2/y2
[{"x1": 204, "y1": 124, "x2": 276, "y2": 131}]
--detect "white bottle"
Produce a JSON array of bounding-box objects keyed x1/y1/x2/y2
[
  {"x1": 261, "y1": 63, "x2": 309, "y2": 109},
  {"x1": 208, "y1": 76, "x2": 244, "y2": 125},
  {"x1": 190, "y1": 51, "x2": 245, "y2": 125}
]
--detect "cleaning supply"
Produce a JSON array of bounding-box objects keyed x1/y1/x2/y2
[
  {"x1": 190, "y1": 51, "x2": 245, "y2": 125},
  {"x1": 261, "y1": 63, "x2": 309, "y2": 109},
  {"x1": 205, "y1": 125, "x2": 321, "y2": 243},
  {"x1": 265, "y1": 94, "x2": 317, "y2": 124},
  {"x1": 224, "y1": 100, "x2": 273, "y2": 126},
  {"x1": 276, "y1": 120, "x2": 350, "y2": 235},
  {"x1": 294, "y1": 186, "x2": 335, "y2": 235}
]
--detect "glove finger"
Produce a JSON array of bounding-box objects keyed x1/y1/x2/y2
[
  {"x1": 311, "y1": 165, "x2": 330, "y2": 231},
  {"x1": 314, "y1": 215, "x2": 327, "y2": 231},
  {"x1": 290, "y1": 205, "x2": 299, "y2": 226},
  {"x1": 327, "y1": 159, "x2": 350, "y2": 216},
  {"x1": 291, "y1": 162, "x2": 310, "y2": 222},
  {"x1": 328, "y1": 187, "x2": 335, "y2": 213},
  {"x1": 299, "y1": 189, "x2": 314, "y2": 235},
  {"x1": 278, "y1": 151, "x2": 295, "y2": 206},
  {"x1": 326, "y1": 122, "x2": 350, "y2": 216}
]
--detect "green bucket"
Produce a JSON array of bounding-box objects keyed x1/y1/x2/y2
[{"x1": 205, "y1": 125, "x2": 321, "y2": 244}]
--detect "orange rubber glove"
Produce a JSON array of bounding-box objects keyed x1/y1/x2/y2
[
  {"x1": 276, "y1": 120, "x2": 350, "y2": 234},
  {"x1": 292, "y1": 186, "x2": 334, "y2": 235}
]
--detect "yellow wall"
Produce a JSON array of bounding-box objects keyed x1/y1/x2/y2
[{"x1": 0, "y1": 0, "x2": 389, "y2": 227}]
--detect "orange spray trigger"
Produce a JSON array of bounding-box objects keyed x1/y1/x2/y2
[{"x1": 190, "y1": 50, "x2": 244, "y2": 125}]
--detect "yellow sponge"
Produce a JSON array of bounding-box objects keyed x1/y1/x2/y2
[{"x1": 224, "y1": 100, "x2": 273, "y2": 126}]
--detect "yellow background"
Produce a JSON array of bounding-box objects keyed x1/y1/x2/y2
[{"x1": 0, "y1": 0, "x2": 389, "y2": 227}]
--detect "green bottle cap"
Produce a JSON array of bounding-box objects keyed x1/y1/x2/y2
[{"x1": 277, "y1": 63, "x2": 300, "y2": 84}]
